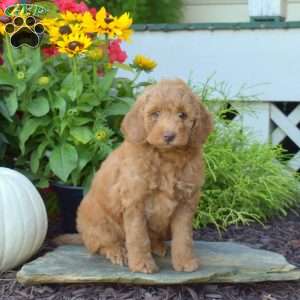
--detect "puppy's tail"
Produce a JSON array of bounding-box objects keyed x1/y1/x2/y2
[{"x1": 53, "y1": 234, "x2": 82, "y2": 245}]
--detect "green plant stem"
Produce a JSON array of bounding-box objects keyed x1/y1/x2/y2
[
  {"x1": 132, "y1": 70, "x2": 142, "y2": 84},
  {"x1": 72, "y1": 56, "x2": 78, "y2": 79},
  {"x1": 93, "y1": 63, "x2": 97, "y2": 89},
  {"x1": 4, "y1": 35, "x2": 17, "y2": 74}
]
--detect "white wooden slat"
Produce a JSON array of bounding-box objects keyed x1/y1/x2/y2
[
  {"x1": 287, "y1": 151, "x2": 300, "y2": 171},
  {"x1": 270, "y1": 104, "x2": 300, "y2": 148},
  {"x1": 272, "y1": 104, "x2": 300, "y2": 145},
  {"x1": 232, "y1": 102, "x2": 271, "y2": 143}
]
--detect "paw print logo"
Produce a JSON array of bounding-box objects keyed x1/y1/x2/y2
[{"x1": 5, "y1": 16, "x2": 44, "y2": 48}]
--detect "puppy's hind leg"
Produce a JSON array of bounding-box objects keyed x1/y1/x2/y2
[{"x1": 77, "y1": 199, "x2": 127, "y2": 266}]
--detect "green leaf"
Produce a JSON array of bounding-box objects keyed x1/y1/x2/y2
[
  {"x1": 72, "y1": 117, "x2": 92, "y2": 126},
  {"x1": 77, "y1": 104, "x2": 94, "y2": 112},
  {"x1": 30, "y1": 140, "x2": 48, "y2": 173},
  {"x1": 0, "y1": 69, "x2": 16, "y2": 86},
  {"x1": 0, "y1": 102, "x2": 12, "y2": 121},
  {"x1": 53, "y1": 95, "x2": 66, "y2": 118},
  {"x1": 70, "y1": 127, "x2": 93, "y2": 144},
  {"x1": 28, "y1": 96, "x2": 50, "y2": 117},
  {"x1": 16, "y1": 81, "x2": 26, "y2": 96},
  {"x1": 97, "y1": 69, "x2": 117, "y2": 96},
  {"x1": 26, "y1": 48, "x2": 43, "y2": 80},
  {"x1": 59, "y1": 119, "x2": 68, "y2": 135},
  {"x1": 4, "y1": 90, "x2": 18, "y2": 116},
  {"x1": 78, "y1": 147, "x2": 92, "y2": 171},
  {"x1": 79, "y1": 92, "x2": 100, "y2": 106},
  {"x1": 19, "y1": 118, "x2": 50, "y2": 153},
  {"x1": 62, "y1": 73, "x2": 83, "y2": 101},
  {"x1": 36, "y1": 178, "x2": 49, "y2": 189},
  {"x1": 49, "y1": 143, "x2": 78, "y2": 182},
  {"x1": 118, "y1": 97, "x2": 135, "y2": 106},
  {"x1": 112, "y1": 63, "x2": 135, "y2": 73},
  {"x1": 104, "y1": 102, "x2": 131, "y2": 116}
]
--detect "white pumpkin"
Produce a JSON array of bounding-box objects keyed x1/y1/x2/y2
[{"x1": 0, "y1": 168, "x2": 48, "y2": 272}]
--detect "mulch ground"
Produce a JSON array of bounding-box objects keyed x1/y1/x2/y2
[{"x1": 1, "y1": 209, "x2": 300, "y2": 300}]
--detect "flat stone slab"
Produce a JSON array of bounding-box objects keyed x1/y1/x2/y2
[{"x1": 17, "y1": 242, "x2": 300, "y2": 285}]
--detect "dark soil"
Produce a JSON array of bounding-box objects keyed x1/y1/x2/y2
[{"x1": 1, "y1": 210, "x2": 300, "y2": 300}]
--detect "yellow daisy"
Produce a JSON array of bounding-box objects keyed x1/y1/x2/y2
[
  {"x1": 57, "y1": 31, "x2": 92, "y2": 57},
  {"x1": 41, "y1": 17, "x2": 58, "y2": 29},
  {"x1": 46, "y1": 22, "x2": 83, "y2": 43},
  {"x1": 114, "y1": 12, "x2": 133, "y2": 41},
  {"x1": 133, "y1": 55, "x2": 157, "y2": 72},
  {"x1": 60, "y1": 11, "x2": 84, "y2": 24},
  {"x1": 82, "y1": 7, "x2": 133, "y2": 41},
  {"x1": 81, "y1": 10, "x2": 96, "y2": 32}
]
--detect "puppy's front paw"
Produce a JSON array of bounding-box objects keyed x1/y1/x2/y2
[
  {"x1": 172, "y1": 256, "x2": 200, "y2": 272},
  {"x1": 129, "y1": 256, "x2": 159, "y2": 273},
  {"x1": 101, "y1": 245, "x2": 128, "y2": 266}
]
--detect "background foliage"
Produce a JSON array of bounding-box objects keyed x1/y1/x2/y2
[{"x1": 85, "y1": 0, "x2": 183, "y2": 23}]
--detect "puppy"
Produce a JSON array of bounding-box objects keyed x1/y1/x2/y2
[{"x1": 58, "y1": 79, "x2": 213, "y2": 274}]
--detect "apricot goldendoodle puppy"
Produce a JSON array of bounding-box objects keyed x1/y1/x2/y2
[{"x1": 57, "y1": 79, "x2": 213, "y2": 274}]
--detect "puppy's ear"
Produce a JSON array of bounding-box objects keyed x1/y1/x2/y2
[
  {"x1": 121, "y1": 94, "x2": 147, "y2": 144},
  {"x1": 190, "y1": 98, "x2": 213, "y2": 147}
]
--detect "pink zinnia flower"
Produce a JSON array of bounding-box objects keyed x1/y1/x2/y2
[
  {"x1": 89, "y1": 7, "x2": 97, "y2": 18},
  {"x1": 108, "y1": 40, "x2": 127, "y2": 64},
  {"x1": 0, "y1": 0, "x2": 18, "y2": 10},
  {"x1": 54, "y1": 0, "x2": 89, "y2": 13},
  {"x1": 42, "y1": 46, "x2": 59, "y2": 58}
]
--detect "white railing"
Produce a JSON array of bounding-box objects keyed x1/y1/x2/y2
[{"x1": 232, "y1": 101, "x2": 300, "y2": 171}]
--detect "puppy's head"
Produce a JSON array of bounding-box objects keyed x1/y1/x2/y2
[{"x1": 121, "y1": 79, "x2": 213, "y2": 149}]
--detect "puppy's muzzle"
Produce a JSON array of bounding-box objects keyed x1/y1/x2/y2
[{"x1": 164, "y1": 131, "x2": 176, "y2": 144}]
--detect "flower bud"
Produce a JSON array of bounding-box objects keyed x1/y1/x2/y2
[{"x1": 38, "y1": 76, "x2": 50, "y2": 86}]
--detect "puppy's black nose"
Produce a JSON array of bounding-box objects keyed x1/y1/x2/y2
[{"x1": 164, "y1": 132, "x2": 176, "y2": 143}]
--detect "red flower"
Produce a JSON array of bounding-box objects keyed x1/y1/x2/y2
[
  {"x1": 0, "y1": 0, "x2": 18, "y2": 11},
  {"x1": 54, "y1": 0, "x2": 89, "y2": 13},
  {"x1": 42, "y1": 46, "x2": 59, "y2": 58},
  {"x1": 0, "y1": 54, "x2": 3, "y2": 65},
  {"x1": 108, "y1": 40, "x2": 127, "y2": 64},
  {"x1": 89, "y1": 7, "x2": 97, "y2": 18}
]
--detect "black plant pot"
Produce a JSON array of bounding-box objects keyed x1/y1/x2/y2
[{"x1": 52, "y1": 182, "x2": 84, "y2": 233}]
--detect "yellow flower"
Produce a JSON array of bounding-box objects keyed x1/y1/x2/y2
[
  {"x1": 57, "y1": 32, "x2": 92, "y2": 57},
  {"x1": 0, "y1": 23, "x2": 5, "y2": 35},
  {"x1": 82, "y1": 7, "x2": 133, "y2": 41},
  {"x1": 42, "y1": 17, "x2": 57, "y2": 27},
  {"x1": 60, "y1": 11, "x2": 84, "y2": 23},
  {"x1": 114, "y1": 12, "x2": 133, "y2": 41},
  {"x1": 133, "y1": 55, "x2": 157, "y2": 72},
  {"x1": 47, "y1": 23, "x2": 83, "y2": 44},
  {"x1": 43, "y1": 12, "x2": 91, "y2": 44}
]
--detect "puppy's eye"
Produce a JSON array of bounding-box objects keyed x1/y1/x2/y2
[
  {"x1": 178, "y1": 112, "x2": 187, "y2": 120},
  {"x1": 151, "y1": 111, "x2": 160, "y2": 119}
]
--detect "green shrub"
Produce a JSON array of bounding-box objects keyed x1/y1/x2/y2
[
  {"x1": 193, "y1": 83, "x2": 300, "y2": 231},
  {"x1": 85, "y1": 0, "x2": 183, "y2": 23}
]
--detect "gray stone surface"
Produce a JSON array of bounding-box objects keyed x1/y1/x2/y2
[{"x1": 17, "y1": 242, "x2": 300, "y2": 285}]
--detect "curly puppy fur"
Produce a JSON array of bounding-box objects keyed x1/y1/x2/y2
[{"x1": 60, "y1": 79, "x2": 213, "y2": 274}]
